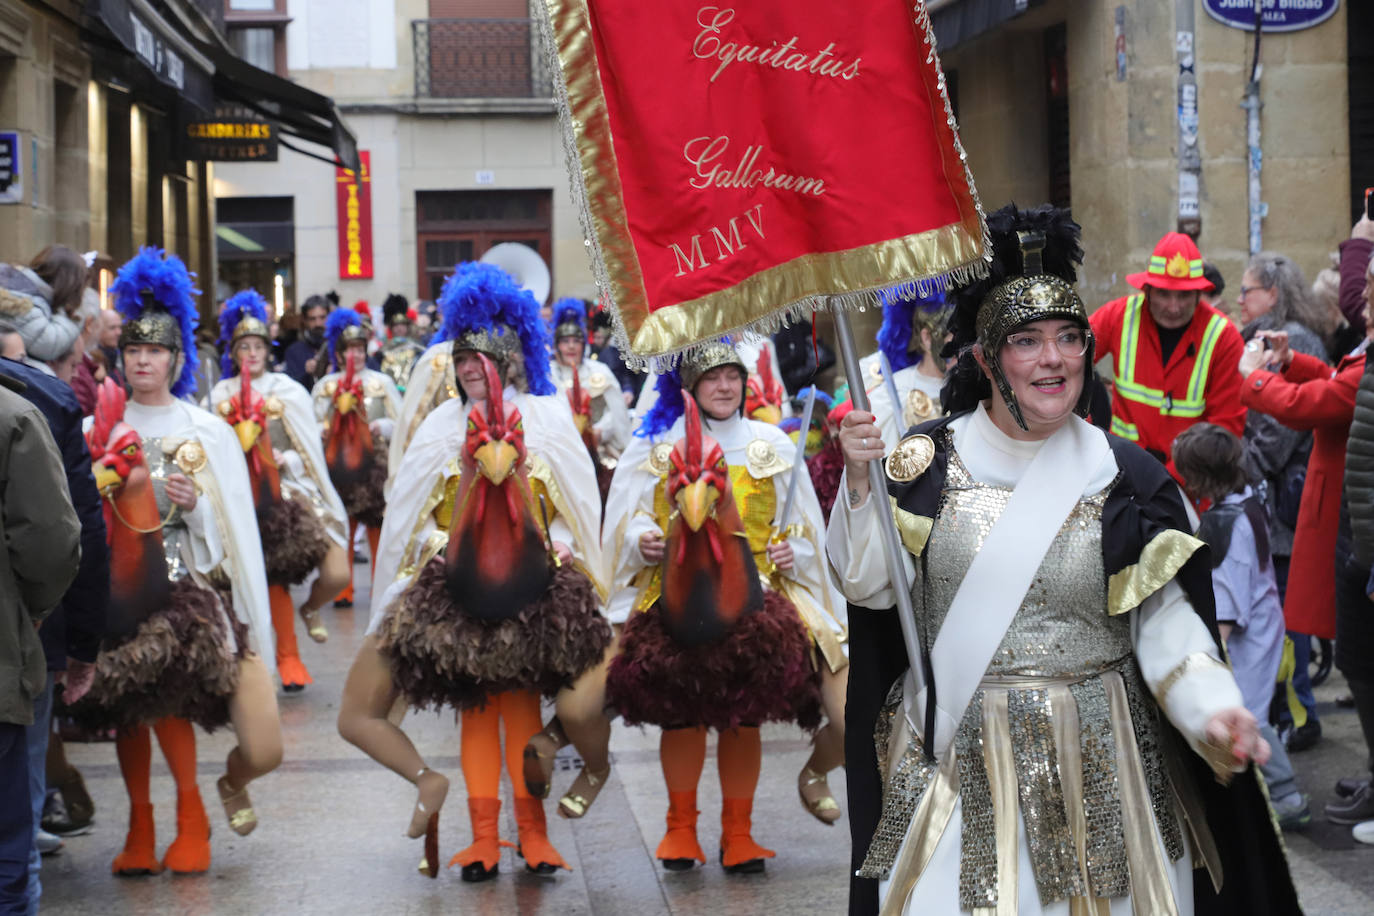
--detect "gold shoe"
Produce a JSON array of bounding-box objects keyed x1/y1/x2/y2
[
  {"x1": 798, "y1": 766, "x2": 841, "y2": 825},
  {"x1": 299, "y1": 604, "x2": 328, "y2": 643},
  {"x1": 558, "y1": 765, "x2": 610, "y2": 819},
  {"x1": 217, "y1": 775, "x2": 258, "y2": 836}
]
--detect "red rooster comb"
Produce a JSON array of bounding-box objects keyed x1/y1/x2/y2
[
  {"x1": 683, "y1": 388, "x2": 704, "y2": 475},
  {"x1": 88, "y1": 378, "x2": 127, "y2": 455},
  {"x1": 482, "y1": 353, "x2": 506, "y2": 434}
]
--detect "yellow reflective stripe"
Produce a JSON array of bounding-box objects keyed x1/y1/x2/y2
[
  {"x1": 1150, "y1": 256, "x2": 1167, "y2": 269},
  {"x1": 1185, "y1": 314, "x2": 1227, "y2": 404},
  {"x1": 1110, "y1": 416, "x2": 1139, "y2": 440},
  {"x1": 1189, "y1": 258, "x2": 1204, "y2": 278},
  {"x1": 1119, "y1": 294, "x2": 1145, "y2": 384}
]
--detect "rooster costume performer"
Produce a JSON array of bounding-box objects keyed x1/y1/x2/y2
[
  {"x1": 211, "y1": 294, "x2": 349, "y2": 690},
  {"x1": 377, "y1": 293, "x2": 425, "y2": 392},
  {"x1": 828, "y1": 205, "x2": 1299, "y2": 915},
  {"x1": 602, "y1": 343, "x2": 849, "y2": 874},
  {"x1": 338, "y1": 262, "x2": 609, "y2": 882},
  {"x1": 548, "y1": 298, "x2": 631, "y2": 477},
  {"x1": 80, "y1": 249, "x2": 282, "y2": 876},
  {"x1": 311, "y1": 310, "x2": 402, "y2": 603}
]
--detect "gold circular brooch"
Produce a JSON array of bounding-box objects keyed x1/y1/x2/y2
[{"x1": 885, "y1": 434, "x2": 935, "y2": 483}]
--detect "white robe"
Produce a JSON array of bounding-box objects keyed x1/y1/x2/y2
[
  {"x1": 865, "y1": 363, "x2": 947, "y2": 450},
  {"x1": 211, "y1": 372, "x2": 349, "y2": 547},
  {"x1": 367, "y1": 387, "x2": 606, "y2": 634},
  {"x1": 120, "y1": 400, "x2": 276, "y2": 675},
  {"x1": 387, "y1": 341, "x2": 456, "y2": 490},
  {"x1": 825, "y1": 406, "x2": 1244, "y2": 915},
  {"x1": 603, "y1": 412, "x2": 846, "y2": 646},
  {"x1": 549, "y1": 356, "x2": 632, "y2": 458}
]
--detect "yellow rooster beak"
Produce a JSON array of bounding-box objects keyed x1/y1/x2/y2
[
  {"x1": 572, "y1": 413, "x2": 589, "y2": 434},
  {"x1": 675, "y1": 479, "x2": 720, "y2": 532},
  {"x1": 234, "y1": 420, "x2": 263, "y2": 455},
  {"x1": 473, "y1": 439, "x2": 519, "y2": 485},
  {"x1": 93, "y1": 463, "x2": 122, "y2": 496},
  {"x1": 336, "y1": 391, "x2": 358, "y2": 416},
  {"x1": 751, "y1": 406, "x2": 782, "y2": 426}
]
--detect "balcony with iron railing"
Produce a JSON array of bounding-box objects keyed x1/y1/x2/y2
[{"x1": 412, "y1": 16, "x2": 554, "y2": 104}]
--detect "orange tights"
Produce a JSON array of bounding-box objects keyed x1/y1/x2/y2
[
  {"x1": 660, "y1": 726, "x2": 762, "y2": 798},
  {"x1": 116, "y1": 718, "x2": 198, "y2": 803},
  {"x1": 459, "y1": 690, "x2": 544, "y2": 798},
  {"x1": 269, "y1": 584, "x2": 311, "y2": 686},
  {"x1": 336, "y1": 520, "x2": 381, "y2": 604}
]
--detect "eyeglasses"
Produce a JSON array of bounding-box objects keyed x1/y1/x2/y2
[
  {"x1": 1002, "y1": 329, "x2": 1090, "y2": 361},
  {"x1": 1238, "y1": 284, "x2": 1269, "y2": 299}
]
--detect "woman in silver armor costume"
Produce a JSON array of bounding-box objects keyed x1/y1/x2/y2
[
  {"x1": 826, "y1": 206, "x2": 1300, "y2": 915},
  {"x1": 83, "y1": 248, "x2": 282, "y2": 875}
]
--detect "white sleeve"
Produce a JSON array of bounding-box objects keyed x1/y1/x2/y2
[
  {"x1": 824, "y1": 469, "x2": 915, "y2": 609},
  {"x1": 1132, "y1": 580, "x2": 1245, "y2": 759}
]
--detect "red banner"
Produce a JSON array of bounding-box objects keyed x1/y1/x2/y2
[
  {"x1": 546, "y1": 1, "x2": 986, "y2": 361},
  {"x1": 336, "y1": 150, "x2": 373, "y2": 280}
]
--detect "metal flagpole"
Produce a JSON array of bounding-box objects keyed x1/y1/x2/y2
[{"x1": 831, "y1": 307, "x2": 935, "y2": 758}]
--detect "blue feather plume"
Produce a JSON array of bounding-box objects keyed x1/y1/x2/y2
[
  {"x1": 635, "y1": 368, "x2": 686, "y2": 439},
  {"x1": 216, "y1": 289, "x2": 272, "y2": 378},
  {"x1": 110, "y1": 247, "x2": 201, "y2": 398},
  {"x1": 433, "y1": 262, "x2": 554, "y2": 396},
  {"x1": 877, "y1": 287, "x2": 947, "y2": 372},
  {"x1": 324, "y1": 308, "x2": 363, "y2": 371},
  {"x1": 551, "y1": 298, "x2": 586, "y2": 337}
]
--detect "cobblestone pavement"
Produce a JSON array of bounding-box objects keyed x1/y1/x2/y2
[{"x1": 34, "y1": 571, "x2": 1374, "y2": 914}]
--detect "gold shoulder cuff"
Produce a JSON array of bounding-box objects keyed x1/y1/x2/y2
[
  {"x1": 263, "y1": 395, "x2": 284, "y2": 419},
  {"x1": 745, "y1": 438, "x2": 790, "y2": 478},
  {"x1": 902, "y1": 391, "x2": 939, "y2": 428},
  {"x1": 639, "y1": 442, "x2": 674, "y2": 477},
  {"x1": 585, "y1": 372, "x2": 611, "y2": 397},
  {"x1": 1107, "y1": 528, "x2": 1204, "y2": 616},
  {"x1": 365, "y1": 379, "x2": 385, "y2": 397},
  {"x1": 324, "y1": 379, "x2": 338, "y2": 397},
  {"x1": 888, "y1": 496, "x2": 933, "y2": 557},
  {"x1": 885, "y1": 433, "x2": 935, "y2": 483},
  {"x1": 215, "y1": 400, "x2": 232, "y2": 418}
]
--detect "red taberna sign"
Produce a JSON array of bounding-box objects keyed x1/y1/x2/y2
[
  {"x1": 545, "y1": 1, "x2": 986, "y2": 361},
  {"x1": 336, "y1": 150, "x2": 374, "y2": 280}
]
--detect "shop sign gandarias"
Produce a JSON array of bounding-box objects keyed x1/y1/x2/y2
[
  {"x1": 336, "y1": 151, "x2": 374, "y2": 280},
  {"x1": 1203, "y1": 0, "x2": 1339, "y2": 32},
  {"x1": 184, "y1": 109, "x2": 278, "y2": 162}
]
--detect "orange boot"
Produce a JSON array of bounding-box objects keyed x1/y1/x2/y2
[
  {"x1": 513, "y1": 797, "x2": 570, "y2": 874},
  {"x1": 656, "y1": 790, "x2": 706, "y2": 869},
  {"x1": 111, "y1": 803, "x2": 162, "y2": 876},
  {"x1": 720, "y1": 797, "x2": 774, "y2": 873},
  {"x1": 162, "y1": 787, "x2": 212, "y2": 874},
  {"x1": 270, "y1": 584, "x2": 312, "y2": 690},
  {"x1": 449, "y1": 798, "x2": 511, "y2": 882}
]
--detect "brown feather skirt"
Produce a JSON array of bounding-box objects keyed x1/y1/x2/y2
[
  {"x1": 335, "y1": 451, "x2": 388, "y2": 529},
  {"x1": 607, "y1": 589, "x2": 823, "y2": 733},
  {"x1": 375, "y1": 556, "x2": 612, "y2": 712},
  {"x1": 259, "y1": 492, "x2": 330, "y2": 586},
  {"x1": 69, "y1": 578, "x2": 247, "y2": 732}
]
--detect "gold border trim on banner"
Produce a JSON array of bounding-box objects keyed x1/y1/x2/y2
[{"x1": 544, "y1": 0, "x2": 989, "y2": 362}]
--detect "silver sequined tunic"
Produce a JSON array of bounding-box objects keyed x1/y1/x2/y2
[
  {"x1": 863, "y1": 439, "x2": 1185, "y2": 910},
  {"x1": 143, "y1": 436, "x2": 190, "y2": 582}
]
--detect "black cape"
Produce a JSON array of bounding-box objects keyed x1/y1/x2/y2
[{"x1": 843, "y1": 412, "x2": 1301, "y2": 915}]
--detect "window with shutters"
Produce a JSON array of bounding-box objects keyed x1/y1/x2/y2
[{"x1": 415, "y1": 190, "x2": 552, "y2": 301}]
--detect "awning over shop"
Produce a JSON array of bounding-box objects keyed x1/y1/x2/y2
[
  {"x1": 929, "y1": 0, "x2": 1040, "y2": 52},
  {"x1": 85, "y1": 0, "x2": 216, "y2": 111},
  {"x1": 197, "y1": 42, "x2": 360, "y2": 172}
]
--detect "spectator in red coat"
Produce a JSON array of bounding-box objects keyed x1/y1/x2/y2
[{"x1": 1240, "y1": 244, "x2": 1374, "y2": 826}]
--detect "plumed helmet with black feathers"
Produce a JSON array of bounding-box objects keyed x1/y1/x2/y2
[
  {"x1": 112, "y1": 247, "x2": 201, "y2": 398},
  {"x1": 217, "y1": 289, "x2": 272, "y2": 378},
  {"x1": 382, "y1": 293, "x2": 409, "y2": 326},
  {"x1": 433, "y1": 262, "x2": 554, "y2": 396},
  {"x1": 940, "y1": 204, "x2": 1091, "y2": 429}
]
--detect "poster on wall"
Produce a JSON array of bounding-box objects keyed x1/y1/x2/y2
[
  {"x1": 1203, "y1": 0, "x2": 1339, "y2": 32},
  {"x1": 336, "y1": 150, "x2": 373, "y2": 280},
  {"x1": 0, "y1": 132, "x2": 22, "y2": 205}
]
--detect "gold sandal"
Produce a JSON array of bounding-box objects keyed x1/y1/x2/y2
[
  {"x1": 217, "y1": 775, "x2": 258, "y2": 836},
  {"x1": 407, "y1": 767, "x2": 449, "y2": 838},
  {"x1": 299, "y1": 604, "x2": 328, "y2": 643},
  {"x1": 798, "y1": 766, "x2": 841, "y2": 825},
  {"x1": 558, "y1": 765, "x2": 610, "y2": 819}
]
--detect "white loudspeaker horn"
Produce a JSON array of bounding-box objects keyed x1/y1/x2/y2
[{"x1": 480, "y1": 243, "x2": 551, "y2": 307}]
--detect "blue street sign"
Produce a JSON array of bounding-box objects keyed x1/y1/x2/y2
[{"x1": 1203, "y1": 0, "x2": 1339, "y2": 33}]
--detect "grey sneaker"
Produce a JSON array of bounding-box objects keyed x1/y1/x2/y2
[
  {"x1": 1272, "y1": 792, "x2": 1311, "y2": 831},
  {"x1": 1326, "y1": 784, "x2": 1374, "y2": 825},
  {"x1": 36, "y1": 830, "x2": 64, "y2": 856}
]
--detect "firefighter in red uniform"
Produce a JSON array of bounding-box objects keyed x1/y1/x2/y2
[{"x1": 1090, "y1": 231, "x2": 1246, "y2": 479}]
